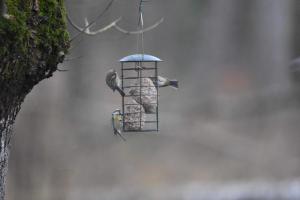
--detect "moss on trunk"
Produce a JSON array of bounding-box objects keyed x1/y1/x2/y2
[
  {"x1": 0, "y1": 0, "x2": 69, "y2": 83},
  {"x1": 0, "y1": 0, "x2": 70, "y2": 199}
]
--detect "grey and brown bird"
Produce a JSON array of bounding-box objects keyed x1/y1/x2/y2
[
  {"x1": 150, "y1": 76, "x2": 178, "y2": 89},
  {"x1": 106, "y1": 69, "x2": 125, "y2": 96}
]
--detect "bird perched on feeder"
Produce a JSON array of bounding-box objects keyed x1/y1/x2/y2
[
  {"x1": 106, "y1": 69, "x2": 125, "y2": 96},
  {"x1": 111, "y1": 109, "x2": 126, "y2": 141},
  {"x1": 150, "y1": 76, "x2": 179, "y2": 89}
]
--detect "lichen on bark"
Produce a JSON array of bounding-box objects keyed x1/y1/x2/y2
[
  {"x1": 1, "y1": 0, "x2": 69, "y2": 83},
  {"x1": 0, "y1": 0, "x2": 70, "y2": 199}
]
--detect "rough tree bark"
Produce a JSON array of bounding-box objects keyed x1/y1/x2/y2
[{"x1": 0, "y1": 0, "x2": 69, "y2": 199}]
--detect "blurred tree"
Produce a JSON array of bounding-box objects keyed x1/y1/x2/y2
[
  {"x1": 291, "y1": 0, "x2": 300, "y2": 58},
  {"x1": 0, "y1": 0, "x2": 69, "y2": 199}
]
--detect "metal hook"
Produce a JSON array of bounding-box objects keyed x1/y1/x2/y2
[{"x1": 138, "y1": 0, "x2": 151, "y2": 27}]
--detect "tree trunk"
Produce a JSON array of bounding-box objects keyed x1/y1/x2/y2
[
  {"x1": 0, "y1": 0, "x2": 69, "y2": 199},
  {"x1": 0, "y1": 105, "x2": 18, "y2": 200}
]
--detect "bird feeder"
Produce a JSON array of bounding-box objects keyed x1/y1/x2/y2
[{"x1": 120, "y1": 54, "x2": 162, "y2": 132}]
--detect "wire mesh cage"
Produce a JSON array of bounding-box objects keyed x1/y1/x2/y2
[{"x1": 120, "y1": 54, "x2": 162, "y2": 132}]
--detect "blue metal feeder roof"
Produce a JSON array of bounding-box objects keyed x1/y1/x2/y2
[{"x1": 120, "y1": 54, "x2": 162, "y2": 62}]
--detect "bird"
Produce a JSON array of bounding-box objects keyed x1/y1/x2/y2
[
  {"x1": 111, "y1": 109, "x2": 126, "y2": 141},
  {"x1": 106, "y1": 69, "x2": 125, "y2": 96},
  {"x1": 149, "y1": 76, "x2": 179, "y2": 89}
]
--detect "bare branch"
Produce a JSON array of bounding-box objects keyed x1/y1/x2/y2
[
  {"x1": 67, "y1": 14, "x2": 92, "y2": 33},
  {"x1": 84, "y1": 17, "x2": 122, "y2": 35},
  {"x1": 68, "y1": 16, "x2": 164, "y2": 36},
  {"x1": 67, "y1": 14, "x2": 122, "y2": 36},
  {"x1": 69, "y1": 0, "x2": 115, "y2": 42},
  {"x1": 114, "y1": 18, "x2": 164, "y2": 34},
  {"x1": 64, "y1": 56, "x2": 83, "y2": 61},
  {"x1": 68, "y1": 37, "x2": 84, "y2": 51},
  {"x1": 57, "y1": 68, "x2": 69, "y2": 72},
  {"x1": 66, "y1": 0, "x2": 163, "y2": 37}
]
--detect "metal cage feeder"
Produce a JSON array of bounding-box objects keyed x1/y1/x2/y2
[{"x1": 120, "y1": 54, "x2": 162, "y2": 132}]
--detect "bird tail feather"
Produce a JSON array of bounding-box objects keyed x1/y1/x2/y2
[
  {"x1": 115, "y1": 130, "x2": 126, "y2": 141},
  {"x1": 169, "y1": 80, "x2": 179, "y2": 89},
  {"x1": 116, "y1": 87, "x2": 125, "y2": 96}
]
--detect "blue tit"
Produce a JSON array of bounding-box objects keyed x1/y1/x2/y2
[
  {"x1": 111, "y1": 109, "x2": 126, "y2": 141},
  {"x1": 106, "y1": 69, "x2": 125, "y2": 96},
  {"x1": 150, "y1": 76, "x2": 178, "y2": 89}
]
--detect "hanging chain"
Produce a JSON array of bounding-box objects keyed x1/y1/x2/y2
[
  {"x1": 137, "y1": 0, "x2": 148, "y2": 126},
  {"x1": 137, "y1": 0, "x2": 148, "y2": 55}
]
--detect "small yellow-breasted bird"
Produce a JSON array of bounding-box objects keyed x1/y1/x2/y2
[
  {"x1": 106, "y1": 69, "x2": 125, "y2": 96},
  {"x1": 111, "y1": 109, "x2": 126, "y2": 141}
]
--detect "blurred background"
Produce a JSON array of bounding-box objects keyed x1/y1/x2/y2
[{"x1": 6, "y1": 0, "x2": 300, "y2": 199}]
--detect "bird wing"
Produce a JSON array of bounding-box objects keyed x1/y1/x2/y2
[
  {"x1": 106, "y1": 73, "x2": 114, "y2": 90},
  {"x1": 111, "y1": 114, "x2": 116, "y2": 130},
  {"x1": 115, "y1": 129, "x2": 126, "y2": 141},
  {"x1": 111, "y1": 112, "x2": 126, "y2": 141}
]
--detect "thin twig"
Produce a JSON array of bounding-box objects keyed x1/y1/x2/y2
[
  {"x1": 67, "y1": 17, "x2": 163, "y2": 36},
  {"x1": 67, "y1": 0, "x2": 163, "y2": 37},
  {"x1": 69, "y1": 0, "x2": 115, "y2": 42},
  {"x1": 68, "y1": 36, "x2": 84, "y2": 51},
  {"x1": 84, "y1": 17, "x2": 122, "y2": 35},
  {"x1": 114, "y1": 18, "x2": 164, "y2": 34},
  {"x1": 64, "y1": 56, "x2": 83, "y2": 61},
  {"x1": 57, "y1": 68, "x2": 69, "y2": 72},
  {"x1": 67, "y1": 16, "x2": 164, "y2": 35},
  {"x1": 67, "y1": 14, "x2": 122, "y2": 35}
]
